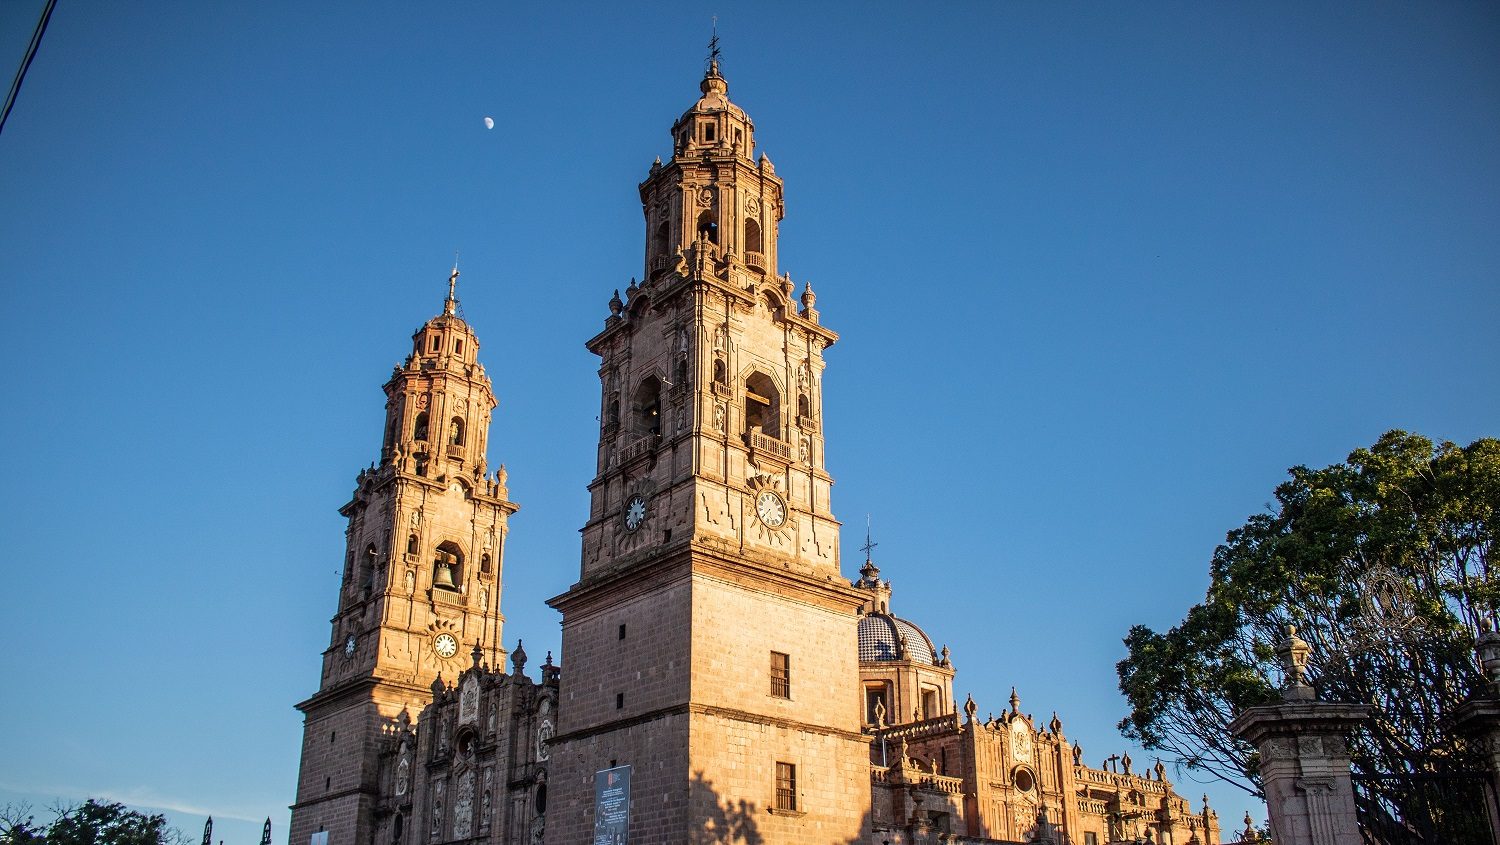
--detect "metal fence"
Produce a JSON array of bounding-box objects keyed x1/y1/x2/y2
[{"x1": 1353, "y1": 771, "x2": 1494, "y2": 845}]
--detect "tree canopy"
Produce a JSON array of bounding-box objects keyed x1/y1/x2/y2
[
  {"x1": 1, "y1": 801, "x2": 184, "y2": 845},
  {"x1": 1116, "y1": 430, "x2": 1498, "y2": 832}
]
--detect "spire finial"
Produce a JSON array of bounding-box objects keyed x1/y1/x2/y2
[
  {"x1": 857, "y1": 514, "x2": 881, "y2": 586},
  {"x1": 445, "y1": 258, "x2": 460, "y2": 316},
  {"x1": 706, "y1": 17, "x2": 721, "y2": 75}
]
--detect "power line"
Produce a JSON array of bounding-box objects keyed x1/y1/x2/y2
[{"x1": 1, "y1": 0, "x2": 58, "y2": 137}]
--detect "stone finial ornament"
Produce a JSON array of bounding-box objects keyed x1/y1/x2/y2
[
  {"x1": 511, "y1": 639, "x2": 527, "y2": 675},
  {"x1": 1009, "y1": 687, "x2": 1021, "y2": 714},
  {"x1": 1278, "y1": 623, "x2": 1315, "y2": 701},
  {"x1": 1476, "y1": 617, "x2": 1500, "y2": 691},
  {"x1": 608, "y1": 289, "x2": 623, "y2": 318},
  {"x1": 963, "y1": 693, "x2": 978, "y2": 723}
]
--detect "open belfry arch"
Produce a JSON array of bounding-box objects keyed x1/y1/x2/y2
[{"x1": 545, "y1": 56, "x2": 872, "y2": 843}]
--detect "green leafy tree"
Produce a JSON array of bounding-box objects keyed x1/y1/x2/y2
[
  {"x1": 1117, "y1": 430, "x2": 1498, "y2": 837},
  {"x1": 1, "y1": 801, "x2": 185, "y2": 845}
]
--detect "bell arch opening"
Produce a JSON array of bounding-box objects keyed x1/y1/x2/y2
[
  {"x1": 633, "y1": 376, "x2": 663, "y2": 439},
  {"x1": 696, "y1": 211, "x2": 718, "y2": 244},
  {"x1": 432, "y1": 542, "x2": 463, "y2": 592},
  {"x1": 743, "y1": 372, "x2": 780, "y2": 438}
]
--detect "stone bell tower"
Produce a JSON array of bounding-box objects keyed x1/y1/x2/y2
[
  {"x1": 546, "y1": 59, "x2": 871, "y2": 844},
  {"x1": 290, "y1": 270, "x2": 518, "y2": 845}
]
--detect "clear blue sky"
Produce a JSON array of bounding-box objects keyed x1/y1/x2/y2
[{"x1": 1, "y1": 2, "x2": 1496, "y2": 842}]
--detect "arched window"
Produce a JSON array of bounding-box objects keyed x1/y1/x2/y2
[
  {"x1": 605, "y1": 395, "x2": 620, "y2": 429},
  {"x1": 675, "y1": 357, "x2": 688, "y2": 388},
  {"x1": 743, "y1": 372, "x2": 780, "y2": 438},
  {"x1": 413, "y1": 412, "x2": 429, "y2": 442},
  {"x1": 633, "y1": 377, "x2": 662, "y2": 439},
  {"x1": 713, "y1": 359, "x2": 726, "y2": 386},
  {"x1": 654, "y1": 220, "x2": 669, "y2": 263},
  {"x1": 362, "y1": 544, "x2": 378, "y2": 595},
  {"x1": 392, "y1": 814, "x2": 403, "y2": 845},
  {"x1": 433, "y1": 542, "x2": 463, "y2": 591},
  {"x1": 414, "y1": 453, "x2": 428, "y2": 477},
  {"x1": 480, "y1": 553, "x2": 492, "y2": 575},
  {"x1": 406, "y1": 534, "x2": 419, "y2": 556},
  {"x1": 696, "y1": 211, "x2": 718, "y2": 244},
  {"x1": 797, "y1": 394, "x2": 809, "y2": 418},
  {"x1": 449, "y1": 417, "x2": 465, "y2": 446},
  {"x1": 744, "y1": 218, "x2": 762, "y2": 253}
]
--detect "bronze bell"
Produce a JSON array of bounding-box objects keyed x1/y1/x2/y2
[{"x1": 432, "y1": 556, "x2": 457, "y2": 590}]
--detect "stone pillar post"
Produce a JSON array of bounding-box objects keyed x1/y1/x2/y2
[
  {"x1": 1447, "y1": 619, "x2": 1500, "y2": 843},
  {"x1": 1228, "y1": 626, "x2": 1370, "y2": 845}
]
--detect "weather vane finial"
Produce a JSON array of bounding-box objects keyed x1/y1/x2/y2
[{"x1": 706, "y1": 17, "x2": 721, "y2": 73}]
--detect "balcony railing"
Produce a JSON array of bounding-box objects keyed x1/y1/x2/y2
[
  {"x1": 746, "y1": 430, "x2": 793, "y2": 462},
  {"x1": 744, "y1": 250, "x2": 767, "y2": 272},
  {"x1": 618, "y1": 434, "x2": 659, "y2": 464}
]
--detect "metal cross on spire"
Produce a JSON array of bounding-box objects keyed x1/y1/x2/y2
[
  {"x1": 706, "y1": 17, "x2": 721, "y2": 72},
  {"x1": 861, "y1": 514, "x2": 878, "y2": 561}
]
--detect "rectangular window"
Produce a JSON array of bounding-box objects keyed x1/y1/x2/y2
[
  {"x1": 770, "y1": 651, "x2": 790, "y2": 698},
  {"x1": 615, "y1": 692, "x2": 624, "y2": 709},
  {"x1": 618, "y1": 623, "x2": 626, "y2": 640},
  {"x1": 774, "y1": 762, "x2": 796, "y2": 811},
  {"x1": 1085, "y1": 833, "x2": 1098, "y2": 845},
  {"x1": 921, "y1": 688, "x2": 938, "y2": 720}
]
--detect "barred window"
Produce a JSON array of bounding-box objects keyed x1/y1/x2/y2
[
  {"x1": 775, "y1": 762, "x2": 797, "y2": 811},
  {"x1": 770, "y1": 651, "x2": 790, "y2": 698}
]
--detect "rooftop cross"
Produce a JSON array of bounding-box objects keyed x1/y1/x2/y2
[
  {"x1": 861, "y1": 514, "x2": 878, "y2": 562},
  {"x1": 706, "y1": 17, "x2": 721, "y2": 73}
]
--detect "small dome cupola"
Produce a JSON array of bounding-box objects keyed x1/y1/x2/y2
[
  {"x1": 858, "y1": 612, "x2": 940, "y2": 665},
  {"x1": 671, "y1": 59, "x2": 755, "y2": 160},
  {"x1": 411, "y1": 266, "x2": 480, "y2": 368}
]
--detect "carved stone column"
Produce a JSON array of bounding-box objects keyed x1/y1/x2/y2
[{"x1": 1228, "y1": 626, "x2": 1371, "y2": 845}]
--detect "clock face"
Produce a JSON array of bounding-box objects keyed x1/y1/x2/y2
[
  {"x1": 623, "y1": 494, "x2": 647, "y2": 532},
  {"x1": 433, "y1": 632, "x2": 459, "y2": 659},
  {"x1": 344, "y1": 634, "x2": 357, "y2": 657},
  {"x1": 755, "y1": 491, "x2": 787, "y2": 528}
]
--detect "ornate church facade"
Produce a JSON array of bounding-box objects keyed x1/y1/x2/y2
[{"x1": 289, "y1": 61, "x2": 1223, "y2": 845}]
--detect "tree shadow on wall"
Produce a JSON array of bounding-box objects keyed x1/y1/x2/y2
[{"x1": 689, "y1": 771, "x2": 763, "y2": 845}]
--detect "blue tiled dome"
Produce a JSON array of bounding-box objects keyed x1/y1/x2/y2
[{"x1": 858, "y1": 613, "x2": 938, "y2": 665}]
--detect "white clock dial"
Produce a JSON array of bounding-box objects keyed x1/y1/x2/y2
[
  {"x1": 434, "y1": 632, "x2": 459, "y2": 659},
  {"x1": 344, "y1": 634, "x2": 357, "y2": 657},
  {"x1": 623, "y1": 494, "x2": 647, "y2": 532},
  {"x1": 756, "y1": 491, "x2": 787, "y2": 528}
]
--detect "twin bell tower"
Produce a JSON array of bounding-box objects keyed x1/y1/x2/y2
[{"x1": 292, "y1": 57, "x2": 872, "y2": 845}]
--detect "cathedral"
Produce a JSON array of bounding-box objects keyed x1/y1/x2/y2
[{"x1": 288, "y1": 59, "x2": 1223, "y2": 845}]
